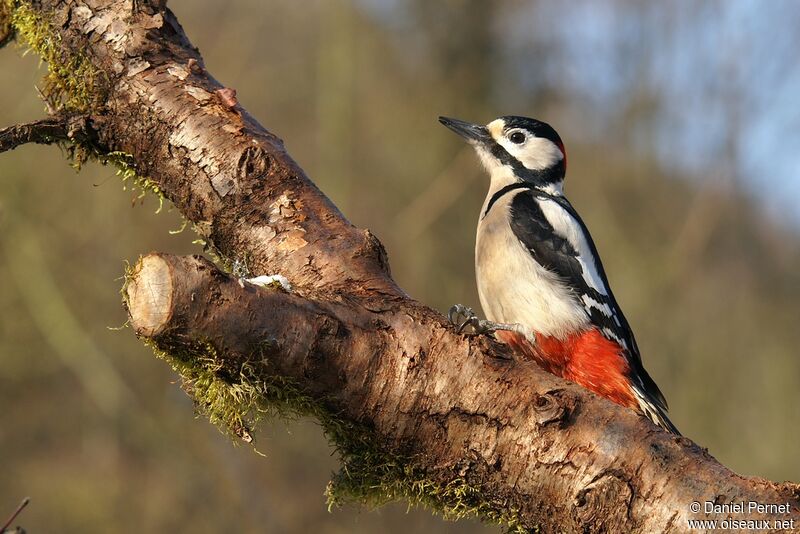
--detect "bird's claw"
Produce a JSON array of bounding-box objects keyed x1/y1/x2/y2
[
  {"x1": 448, "y1": 304, "x2": 533, "y2": 341},
  {"x1": 448, "y1": 304, "x2": 481, "y2": 334}
]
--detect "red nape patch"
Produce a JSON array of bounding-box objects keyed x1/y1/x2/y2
[
  {"x1": 556, "y1": 140, "x2": 567, "y2": 171},
  {"x1": 495, "y1": 329, "x2": 637, "y2": 410}
]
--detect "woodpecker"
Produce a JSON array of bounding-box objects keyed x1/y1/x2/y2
[{"x1": 440, "y1": 115, "x2": 679, "y2": 434}]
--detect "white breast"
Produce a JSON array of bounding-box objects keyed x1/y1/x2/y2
[{"x1": 475, "y1": 190, "x2": 590, "y2": 339}]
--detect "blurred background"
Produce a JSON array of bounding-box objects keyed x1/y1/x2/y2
[{"x1": 2, "y1": 1, "x2": 799, "y2": 532}]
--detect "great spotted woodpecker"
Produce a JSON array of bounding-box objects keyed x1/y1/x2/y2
[{"x1": 440, "y1": 115, "x2": 679, "y2": 434}]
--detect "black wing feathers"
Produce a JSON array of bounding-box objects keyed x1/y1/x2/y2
[
  {"x1": 509, "y1": 192, "x2": 619, "y2": 336},
  {"x1": 508, "y1": 190, "x2": 669, "y2": 411},
  {"x1": 508, "y1": 194, "x2": 586, "y2": 288}
]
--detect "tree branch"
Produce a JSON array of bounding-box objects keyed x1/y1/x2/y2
[
  {"x1": 3, "y1": 1, "x2": 799, "y2": 532},
  {"x1": 0, "y1": 115, "x2": 96, "y2": 154},
  {"x1": 124, "y1": 253, "x2": 800, "y2": 532}
]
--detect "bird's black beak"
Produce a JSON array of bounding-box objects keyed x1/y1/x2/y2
[{"x1": 439, "y1": 116, "x2": 490, "y2": 144}]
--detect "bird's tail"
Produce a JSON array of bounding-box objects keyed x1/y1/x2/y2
[
  {"x1": 495, "y1": 329, "x2": 682, "y2": 435},
  {"x1": 632, "y1": 384, "x2": 681, "y2": 435}
]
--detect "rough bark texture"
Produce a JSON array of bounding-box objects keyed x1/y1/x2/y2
[{"x1": 2, "y1": 1, "x2": 799, "y2": 532}]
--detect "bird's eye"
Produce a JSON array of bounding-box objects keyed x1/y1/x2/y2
[{"x1": 509, "y1": 131, "x2": 526, "y2": 144}]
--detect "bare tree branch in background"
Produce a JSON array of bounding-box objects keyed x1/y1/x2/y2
[{"x1": 0, "y1": 1, "x2": 797, "y2": 532}]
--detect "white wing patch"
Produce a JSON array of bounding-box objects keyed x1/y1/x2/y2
[
  {"x1": 536, "y1": 196, "x2": 631, "y2": 351},
  {"x1": 537, "y1": 199, "x2": 609, "y2": 296}
]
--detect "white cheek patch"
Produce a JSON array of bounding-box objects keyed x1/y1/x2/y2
[
  {"x1": 478, "y1": 119, "x2": 565, "y2": 177},
  {"x1": 497, "y1": 136, "x2": 563, "y2": 171}
]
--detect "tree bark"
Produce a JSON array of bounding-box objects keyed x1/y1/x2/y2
[{"x1": 2, "y1": 1, "x2": 798, "y2": 532}]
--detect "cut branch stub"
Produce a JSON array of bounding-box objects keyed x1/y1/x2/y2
[
  {"x1": 125, "y1": 254, "x2": 174, "y2": 337},
  {"x1": 4, "y1": 1, "x2": 799, "y2": 532},
  {"x1": 122, "y1": 254, "x2": 800, "y2": 533}
]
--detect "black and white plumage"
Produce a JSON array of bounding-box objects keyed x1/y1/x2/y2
[{"x1": 440, "y1": 115, "x2": 678, "y2": 434}]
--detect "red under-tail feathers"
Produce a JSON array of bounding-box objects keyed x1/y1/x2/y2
[{"x1": 495, "y1": 328, "x2": 638, "y2": 410}]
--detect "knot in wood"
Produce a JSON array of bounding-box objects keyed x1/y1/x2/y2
[
  {"x1": 532, "y1": 390, "x2": 569, "y2": 426},
  {"x1": 237, "y1": 145, "x2": 271, "y2": 179},
  {"x1": 573, "y1": 471, "x2": 634, "y2": 530}
]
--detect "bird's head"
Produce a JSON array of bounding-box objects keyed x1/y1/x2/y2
[{"x1": 439, "y1": 115, "x2": 567, "y2": 193}]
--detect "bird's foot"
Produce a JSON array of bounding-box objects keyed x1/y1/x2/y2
[{"x1": 448, "y1": 304, "x2": 531, "y2": 339}]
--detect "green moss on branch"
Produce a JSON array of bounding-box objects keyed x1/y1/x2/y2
[
  {"x1": 5, "y1": 1, "x2": 532, "y2": 527},
  {"x1": 101, "y1": 151, "x2": 166, "y2": 212},
  {"x1": 9, "y1": 0, "x2": 106, "y2": 112},
  {"x1": 124, "y1": 284, "x2": 527, "y2": 531},
  {"x1": 0, "y1": 0, "x2": 14, "y2": 47},
  {"x1": 326, "y1": 429, "x2": 528, "y2": 533},
  {"x1": 4, "y1": 2, "x2": 167, "y2": 209}
]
